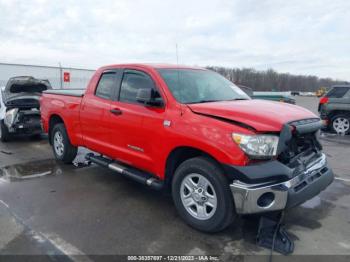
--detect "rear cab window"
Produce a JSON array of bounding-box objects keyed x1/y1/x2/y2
[{"x1": 95, "y1": 72, "x2": 116, "y2": 100}]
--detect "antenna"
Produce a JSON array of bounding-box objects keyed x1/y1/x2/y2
[{"x1": 175, "y1": 43, "x2": 183, "y2": 115}]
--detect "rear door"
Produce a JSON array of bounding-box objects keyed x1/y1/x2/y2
[
  {"x1": 80, "y1": 70, "x2": 122, "y2": 155},
  {"x1": 108, "y1": 69, "x2": 166, "y2": 175}
]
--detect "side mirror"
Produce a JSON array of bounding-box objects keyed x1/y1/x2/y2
[
  {"x1": 136, "y1": 88, "x2": 163, "y2": 107},
  {"x1": 136, "y1": 88, "x2": 152, "y2": 103}
]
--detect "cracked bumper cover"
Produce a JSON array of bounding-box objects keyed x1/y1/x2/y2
[{"x1": 224, "y1": 153, "x2": 334, "y2": 214}]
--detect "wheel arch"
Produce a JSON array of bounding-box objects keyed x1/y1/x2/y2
[
  {"x1": 48, "y1": 114, "x2": 65, "y2": 144},
  {"x1": 164, "y1": 146, "x2": 226, "y2": 191},
  {"x1": 328, "y1": 110, "x2": 350, "y2": 119}
]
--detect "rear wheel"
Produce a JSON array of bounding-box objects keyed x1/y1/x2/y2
[
  {"x1": 51, "y1": 123, "x2": 77, "y2": 163},
  {"x1": 172, "y1": 157, "x2": 235, "y2": 233},
  {"x1": 331, "y1": 114, "x2": 350, "y2": 135},
  {"x1": 0, "y1": 120, "x2": 10, "y2": 142}
]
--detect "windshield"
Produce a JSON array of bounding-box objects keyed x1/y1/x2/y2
[{"x1": 157, "y1": 69, "x2": 250, "y2": 104}]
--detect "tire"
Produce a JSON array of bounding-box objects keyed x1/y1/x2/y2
[
  {"x1": 51, "y1": 123, "x2": 77, "y2": 164},
  {"x1": 331, "y1": 114, "x2": 350, "y2": 135},
  {"x1": 0, "y1": 120, "x2": 11, "y2": 142},
  {"x1": 172, "y1": 157, "x2": 236, "y2": 233}
]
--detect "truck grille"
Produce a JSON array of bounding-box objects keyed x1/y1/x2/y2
[{"x1": 6, "y1": 98, "x2": 40, "y2": 109}]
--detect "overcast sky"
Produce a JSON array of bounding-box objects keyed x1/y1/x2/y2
[{"x1": 0, "y1": 0, "x2": 349, "y2": 80}]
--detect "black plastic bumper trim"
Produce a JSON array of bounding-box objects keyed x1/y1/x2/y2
[{"x1": 223, "y1": 160, "x2": 294, "y2": 184}]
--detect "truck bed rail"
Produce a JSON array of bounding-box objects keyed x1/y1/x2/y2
[{"x1": 43, "y1": 89, "x2": 85, "y2": 97}]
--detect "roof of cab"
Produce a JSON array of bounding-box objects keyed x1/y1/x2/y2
[{"x1": 100, "y1": 63, "x2": 205, "y2": 70}]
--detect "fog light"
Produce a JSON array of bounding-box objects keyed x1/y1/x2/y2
[{"x1": 257, "y1": 192, "x2": 275, "y2": 208}]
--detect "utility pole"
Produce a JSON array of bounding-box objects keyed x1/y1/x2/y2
[{"x1": 59, "y1": 62, "x2": 63, "y2": 89}]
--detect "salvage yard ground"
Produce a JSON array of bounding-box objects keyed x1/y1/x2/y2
[{"x1": 0, "y1": 97, "x2": 350, "y2": 261}]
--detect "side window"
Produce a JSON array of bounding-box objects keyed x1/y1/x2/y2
[
  {"x1": 120, "y1": 71, "x2": 160, "y2": 104},
  {"x1": 326, "y1": 87, "x2": 349, "y2": 98},
  {"x1": 95, "y1": 73, "x2": 115, "y2": 100},
  {"x1": 345, "y1": 88, "x2": 350, "y2": 98}
]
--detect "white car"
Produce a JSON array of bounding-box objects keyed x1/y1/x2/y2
[{"x1": 0, "y1": 76, "x2": 51, "y2": 142}]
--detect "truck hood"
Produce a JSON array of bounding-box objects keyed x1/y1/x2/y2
[
  {"x1": 188, "y1": 99, "x2": 318, "y2": 132},
  {"x1": 4, "y1": 76, "x2": 51, "y2": 94},
  {"x1": 3, "y1": 76, "x2": 51, "y2": 104}
]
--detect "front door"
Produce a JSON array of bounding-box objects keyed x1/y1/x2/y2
[{"x1": 108, "y1": 69, "x2": 166, "y2": 174}]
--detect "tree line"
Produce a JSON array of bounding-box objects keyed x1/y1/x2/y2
[{"x1": 207, "y1": 66, "x2": 348, "y2": 92}]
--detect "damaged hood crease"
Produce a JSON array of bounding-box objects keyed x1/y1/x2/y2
[{"x1": 188, "y1": 100, "x2": 318, "y2": 132}]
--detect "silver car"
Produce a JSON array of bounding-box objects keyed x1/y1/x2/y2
[{"x1": 0, "y1": 76, "x2": 51, "y2": 142}]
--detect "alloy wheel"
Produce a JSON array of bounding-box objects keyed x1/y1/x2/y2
[
  {"x1": 333, "y1": 117, "x2": 350, "y2": 134},
  {"x1": 180, "y1": 173, "x2": 217, "y2": 220},
  {"x1": 53, "y1": 131, "x2": 64, "y2": 156}
]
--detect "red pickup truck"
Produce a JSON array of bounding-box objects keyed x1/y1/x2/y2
[{"x1": 40, "y1": 64, "x2": 333, "y2": 232}]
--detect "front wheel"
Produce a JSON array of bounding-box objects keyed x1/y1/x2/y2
[
  {"x1": 51, "y1": 123, "x2": 77, "y2": 163},
  {"x1": 172, "y1": 157, "x2": 236, "y2": 233}
]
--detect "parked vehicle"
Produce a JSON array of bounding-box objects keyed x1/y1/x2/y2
[
  {"x1": 237, "y1": 84, "x2": 253, "y2": 97},
  {"x1": 316, "y1": 87, "x2": 327, "y2": 97},
  {"x1": 252, "y1": 91, "x2": 296, "y2": 104},
  {"x1": 0, "y1": 76, "x2": 51, "y2": 142},
  {"x1": 40, "y1": 64, "x2": 334, "y2": 232},
  {"x1": 319, "y1": 85, "x2": 350, "y2": 134},
  {"x1": 300, "y1": 92, "x2": 316, "y2": 97}
]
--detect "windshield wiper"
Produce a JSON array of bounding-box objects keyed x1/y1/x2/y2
[
  {"x1": 198, "y1": 99, "x2": 223, "y2": 103},
  {"x1": 187, "y1": 100, "x2": 221, "y2": 104},
  {"x1": 226, "y1": 98, "x2": 249, "y2": 101},
  {"x1": 187, "y1": 98, "x2": 249, "y2": 104}
]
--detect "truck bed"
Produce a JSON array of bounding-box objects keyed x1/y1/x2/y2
[
  {"x1": 43, "y1": 89, "x2": 85, "y2": 97},
  {"x1": 40, "y1": 89, "x2": 84, "y2": 146}
]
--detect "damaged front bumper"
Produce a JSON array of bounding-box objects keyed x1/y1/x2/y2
[
  {"x1": 226, "y1": 153, "x2": 334, "y2": 214},
  {"x1": 4, "y1": 108, "x2": 42, "y2": 134}
]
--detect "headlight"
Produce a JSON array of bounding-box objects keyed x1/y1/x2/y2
[
  {"x1": 4, "y1": 108, "x2": 18, "y2": 128},
  {"x1": 232, "y1": 133, "x2": 279, "y2": 159}
]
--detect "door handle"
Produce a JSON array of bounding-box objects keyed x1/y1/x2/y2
[{"x1": 110, "y1": 108, "x2": 122, "y2": 115}]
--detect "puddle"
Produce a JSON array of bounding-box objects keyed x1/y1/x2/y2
[
  {"x1": 0, "y1": 159, "x2": 62, "y2": 182},
  {"x1": 0, "y1": 150, "x2": 13, "y2": 155},
  {"x1": 284, "y1": 180, "x2": 350, "y2": 230}
]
